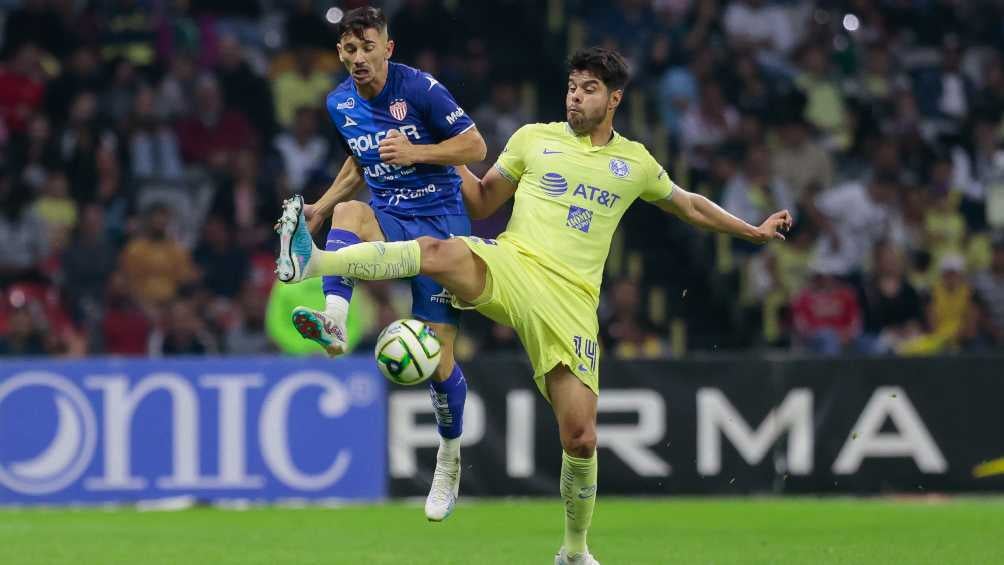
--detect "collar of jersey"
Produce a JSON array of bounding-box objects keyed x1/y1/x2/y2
[
  {"x1": 564, "y1": 122, "x2": 621, "y2": 151},
  {"x1": 352, "y1": 63, "x2": 395, "y2": 103}
]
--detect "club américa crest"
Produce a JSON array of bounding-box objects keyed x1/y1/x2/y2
[{"x1": 389, "y1": 99, "x2": 408, "y2": 121}]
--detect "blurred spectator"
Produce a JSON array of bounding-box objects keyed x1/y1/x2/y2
[
  {"x1": 771, "y1": 116, "x2": 833, "y2": 201},
  {"x1": 100, "y1": 58, "x2": 140, "y2": 127},
  {"x1": 933, "y1": 39, "x2": 974, "y2": 132},
  {"x1": 272, "y1": 47, "x2": 332, "y2": 130},
  {"x1": 0, "y1": 299, "x2": 47, "y2": 355},
  {"x1": 723, "y1": 0, "x2": 795, "y2": 53},
  {"x1": 274, "y1": 106, "x2": 329, "y2": 194},
  {"x1": 972, "y1": 237, "x2": 1004, "y2": 346},
  {"x1": 952, "y1": 116, "x2": 1001, "y2": 233},
  {"x1": 473, "y1": 80, "x2": 531, "y2": 158},
  {"x1": 100, "y1": 271, "x2": 151, "y2": 355},
  {"x1": 211, "y1": 148, "x2": 281, "y2": 249},
  {"x1": 149, "y1": 298, "x2": 218, "y2": 355},
  {"x1": 600, "y1": 278, "x2": 665, "y2": 359},
  {"x1": 156, "y1": 52, "x2": 198, "y2": 121},
  {"x1": 857, "y1": 242, "x2": 924, "y2": 354},
  {"x1": 32, "y1": 169, "x2": 77, "y2": 241},
  {"x1": 223, "y1": 283, "x2": 272, "y2": 354},
  {"x1": 791, "y1": 258, "x2": 863, "y2": 355},
  {"x1": 795, "y1": 44, "x2": 849, "y2": 150},
  {"x1": 61, "y1": 204, "x2": 116, "y2": 321},
  {"x1": 0, "y1": 43, "x2": 46, "y2": 136},
  {"x1": 899, "y1": 254, "x2": 976, "y2": 355},
  {"x1": 44, "y1": 45, "x2": 103, "y2": 125},
  {"x1": 810, "y1": 174, "x2": 903, "y2": 278},
  {"x1": 722, "y1": 143, "x2": 794, "y2": 228},
  {"x1": 124, "y1": 84, "x2": 184, "y2": 180},
  {"x1": 680, "y1": 81, "x2": 738, "y2": 171},
  {"x1": 216, "y1": 34, "x2": 277, "y2": 141},
  {"x1": 924, "y1": 157, "x2": 967, "y2": 261},
  {"x1": 8, "y1": 113, "x2": 61, "y2": 189},
  {"x1": 117, "y1": 203, "x2": 198, "y2": 308},
  {"x1": 193, "y1": 215, "x2": 249, "y2": 299},
  {"x1": 60, "y1": 91, "x2": 118, "y2": 205},
  {"x1": 176, "y1": 74, "x2": 258, "y2": 171},
  {"x1": 0, "y1": 175, "x2": 49, "y2": 285}
]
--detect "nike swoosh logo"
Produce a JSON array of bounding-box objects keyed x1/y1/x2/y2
[
  {"x1": 577, "y1": 363, "x2": 589, "y2": 373},
  {"x1": 543, "y1": 149, "x2": 562, "y2": 155}
]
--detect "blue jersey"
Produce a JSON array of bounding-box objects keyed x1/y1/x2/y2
[{"x1": 326, "y1": 62, "x2": 476, "y2": 216}]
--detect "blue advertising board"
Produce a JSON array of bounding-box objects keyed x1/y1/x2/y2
[{"x1": 0, "y1": 357, "x2": 386, "y2": 504}]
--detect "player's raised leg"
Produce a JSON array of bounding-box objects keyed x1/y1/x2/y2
[
  {"x1": 547, "y1": 365, "x2": 601, "y2": 565},
  {"x1": 290, "y1": 199, "x2": 384, "y2": 356},
  {"x1": 422, "y1": 321, "x2": 466, "y2": 521}
]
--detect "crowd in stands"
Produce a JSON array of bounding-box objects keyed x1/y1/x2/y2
[{"x1": 1, "y1": 0, "x2": 1003, "y2": 359}]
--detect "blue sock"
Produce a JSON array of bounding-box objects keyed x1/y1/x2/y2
[
  {"x1": 429, "y1": 363, "x2": 467, "y2": 440},
  {"x1": 322, "y1": 228, "x2": 362, "y2": 301}
]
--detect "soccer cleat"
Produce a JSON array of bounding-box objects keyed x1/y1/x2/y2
[
  {"x1": 275, "y1": 195, "x2": 315, "y2": 283},
  {"x1": 555, "y1": 547, "x2": 601, "y2": 565},
  {"x1": 424, "y1": 445, "x2": 460, "y2": 522},
  {"x1": 291, "y1": 306, "x2": 347, "y2": 357}
]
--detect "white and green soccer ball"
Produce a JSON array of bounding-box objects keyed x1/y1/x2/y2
[{"x1": 374, "y1": 319, "x2": 441, "y2": 385}]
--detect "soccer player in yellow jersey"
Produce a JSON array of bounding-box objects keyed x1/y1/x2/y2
[{"x1": 276, "y1": 47, "x2": 792, "y2": 564}]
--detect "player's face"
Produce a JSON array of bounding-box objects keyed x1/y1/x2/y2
[
  {"x1": 566, "y1": 70, "x2": 622, "y2": 134},
  {"x1": 338, "y1": 28, "x2": 394, "y2": 87}
]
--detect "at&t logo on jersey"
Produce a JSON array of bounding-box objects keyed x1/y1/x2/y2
[
  {"x1": 541, "y1": 172, "x2": 569, "y2": 196},
  {"x1": 541, "y1": 171, "x2": 621, "y2": 208},
  {"x1": 566, "y1": 205, "x2": 593, "y2": 233}
]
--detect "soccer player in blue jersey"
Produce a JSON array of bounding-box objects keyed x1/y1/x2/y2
[{"x1": 285, "y1": 7, "x2": 486, "y2": 521}]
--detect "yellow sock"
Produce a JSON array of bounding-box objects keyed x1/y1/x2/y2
[
  {"x1": 560, "y1": 451, "x2": 597, "y2": 556},
  {"x1": 308, "y1": 240, "x2": 421, "y2": 280}
]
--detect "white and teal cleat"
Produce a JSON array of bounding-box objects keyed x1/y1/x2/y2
[
  {"x1": 424, "y1": 445, "x2": 460, "y2": 522},
  {"x1": 275, "y1": 195, "x2": 314, "y2": 283},
  {"x1": 291, "y1": 306, "x2": 347, "y2": 357},
  {"x1": 555, "y1": 547, "x2": 601, "y2": 565}
]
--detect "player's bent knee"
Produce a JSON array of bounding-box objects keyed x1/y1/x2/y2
[
  {"x1": 417, "y1": 237, "x2": 463, "y2": 277},
  {"x1": 560, "y1": 426, "x2": 597, "y2": 458},
  {"x1": 331, "y1": 201, "x2": 371, "y2": 227}
]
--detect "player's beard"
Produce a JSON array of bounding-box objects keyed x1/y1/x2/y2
[{"x1": 567, "y1": 106, "x2": 605, "y2": 135}]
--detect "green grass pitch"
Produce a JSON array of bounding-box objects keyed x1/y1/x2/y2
[{"x1": 2, "y1": 498, "x2": 1002, "y2": 564}]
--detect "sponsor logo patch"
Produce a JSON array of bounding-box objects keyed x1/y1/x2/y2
[{"x1": 566, "y1": 205, "x2": 593, "y2": 233}]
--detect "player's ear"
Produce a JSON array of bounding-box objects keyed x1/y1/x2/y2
[
  {"x1": 608, "y1": 89, "x2": 623, "y2": 111},
  {"x1": 385, "y1": 39, "x2": 395, "y2": 60}
]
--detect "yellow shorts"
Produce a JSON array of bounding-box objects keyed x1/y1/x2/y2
[{"x1": 452, "y1": 235, "x2": 600, "y2": 400}]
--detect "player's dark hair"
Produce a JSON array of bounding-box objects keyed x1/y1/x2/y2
[
  {"x1": 339, "y1": 7, "x2": 388, "y2": 41},
  {"x1": 568, "y1": 47, "x2": 630, "y2": 92}
]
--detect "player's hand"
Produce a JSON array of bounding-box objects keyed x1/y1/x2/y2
[
  {"x1": 379, "y1": 129, "x2": 418, "y2": 166},
  {"x1": 752, "y1": 210, "x2": 793, "y2": 244}
]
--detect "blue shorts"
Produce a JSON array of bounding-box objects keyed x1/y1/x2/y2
[{"x1": 372, "y1": 207, "x2": 471, "y2": 326}]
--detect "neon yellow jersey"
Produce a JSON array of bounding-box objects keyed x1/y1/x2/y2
[{"x1": 494, "y1": 122, "x2": 675, "y2": 300}]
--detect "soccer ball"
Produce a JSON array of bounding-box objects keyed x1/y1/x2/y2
[{"x1": 374, "y1": 319, "x2": 441, "y2": 385}]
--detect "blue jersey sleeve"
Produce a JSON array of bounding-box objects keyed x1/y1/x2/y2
[{"x1": 412, "y1": 73, "x2": 475, "y2": 141}]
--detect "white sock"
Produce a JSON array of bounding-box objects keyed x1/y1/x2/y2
[
  {"x1": 438, "y1": 436, "x2": 461, "y2": 459},
  {"x1": 325, "y1": 294, "x2": 349, "y2": 322}
]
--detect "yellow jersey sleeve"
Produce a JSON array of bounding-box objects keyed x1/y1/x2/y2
[
  {"x1": 494, "y1": 124, "x2": 535, "y2": 186},
  {"x1": 638, "y1": 151, "x2": 675, "y2": 202}
]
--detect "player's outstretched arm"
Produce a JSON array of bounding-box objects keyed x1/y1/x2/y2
[
  {"x1": 455, "y1": 165, "x2": 517, "y2": 220},
  {"x1": 656, "y1": 185, "x2": 792, "y2": 244},
  {"x1": 304, "y1": 158, "x2": 367, "y2": 233},
  {"x1": 379, "y1": 128, "x2": 487, "y2": 167}
]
